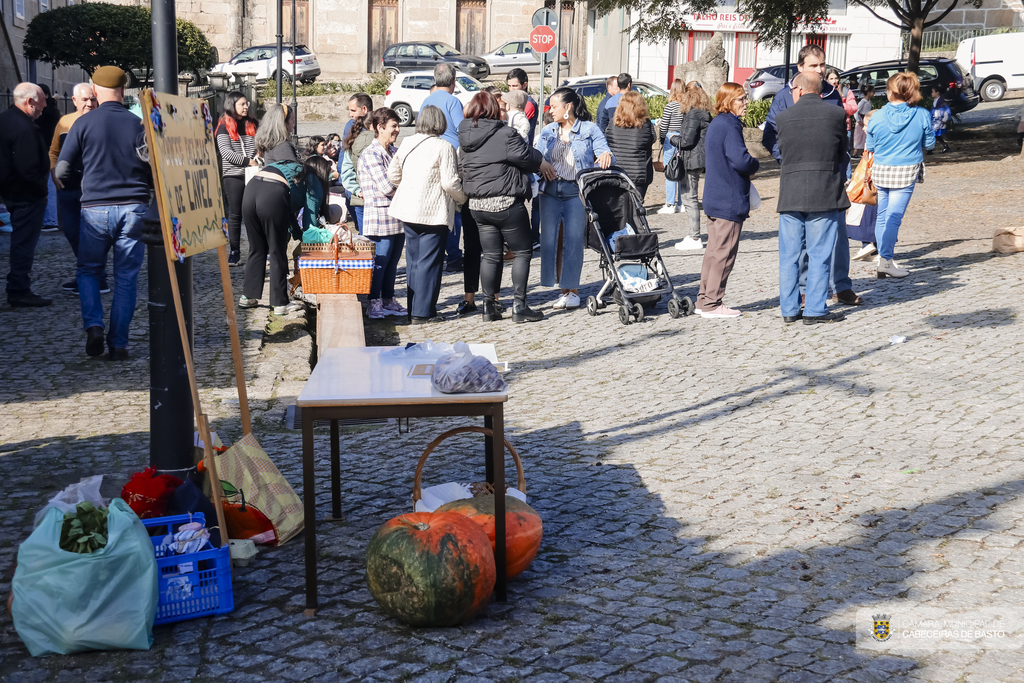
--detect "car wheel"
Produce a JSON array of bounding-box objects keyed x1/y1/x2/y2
[
  {"x1": 393, "y1": 103, "x2": 414, "y2": 127},
  {"x1": 981, "y1": 78, "x2": 1005, "y2": 102},
  {"x1": 271, "y1": 71, "x2": 293, "y2": 84},
  {"x1": 544, "y1": 62, "x2": 552, "y2": 77},
  {"x1": 384, "y1": 68, "x2": 400, "y2": 84}
]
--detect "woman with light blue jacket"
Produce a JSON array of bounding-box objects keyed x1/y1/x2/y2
[
  {"x1": 537, "y1": 88, "x2": 615, "y2": 310},
  {"x1": 865, "y1": 71, "x2": 934, "y2": 279}
]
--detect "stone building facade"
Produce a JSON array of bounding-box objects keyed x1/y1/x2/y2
[{"x1": 931, "y1": 0, "x2": 1024, "y2": 31}]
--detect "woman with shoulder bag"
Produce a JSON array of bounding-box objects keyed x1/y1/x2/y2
[
  {"x1": 604, "y1": 92, "x2": 656, "y2": 199},
  {"x1": 387, "y1": 106, "x2": 467, "y2": 324},
  {"x1": 672, "y1": 81, "x2": 713, "y2": 251},
  {"x1": 866, "y1": 72, "x2": 934, "y2": 279},
  {"x1": 657, "y1": 79, "x2": 686, "y2": 214},
  {"x1": 459, "y1": 93, "x2": 552, "y2": 322},
  {"x1": 215, "y1": 91, "x2": 259, "y2": 265},
  {"x1": 239, "y1": 156, "x2": 331, "y2": 315}
]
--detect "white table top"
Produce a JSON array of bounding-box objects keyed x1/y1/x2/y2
[{"x1": 297, "y1": 345, "x2": 507, "y2": 407}]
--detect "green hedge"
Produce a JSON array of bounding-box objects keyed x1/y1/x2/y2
[{"x1": 259, "y1": 71, "x2": 390, "y2": 100}]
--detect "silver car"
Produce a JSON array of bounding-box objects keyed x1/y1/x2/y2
[
  {"x1": 743, "y1": 63, "x2": 840, "y2": 101},
  {"x1": 480, "y1": 40, "x2": 568, "y2": 77}
]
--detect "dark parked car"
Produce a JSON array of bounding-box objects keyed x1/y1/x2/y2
[
  {"x1": 381, "y1": 42, "x2": 490, "y2": 82},
  {"x1": 840, "y1": 58, "x2": 980, "y2": 113}
]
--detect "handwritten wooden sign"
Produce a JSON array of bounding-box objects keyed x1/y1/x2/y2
[{"x1": 142, "y1": 90, "x2": 228, "y2": 261}]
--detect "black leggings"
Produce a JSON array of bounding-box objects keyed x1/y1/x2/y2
[
  {"x1": 223, "y1": 174, "x2": 245, "y2": 252},
  {"x1": 461, "y1": 205, "x2": 481, "y2": 294},
  {"x1": 473, "y1": 199, "x2": 533, "y2": 305},
  {"x1": 241, "y1": 177, "x2": 292, "y2": 306}
]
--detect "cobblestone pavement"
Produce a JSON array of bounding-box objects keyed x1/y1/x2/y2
[{"x1": 2, "y1": 146, "x2": 1023, "y2": 682}]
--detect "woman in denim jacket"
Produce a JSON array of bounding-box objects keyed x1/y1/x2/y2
[{"x1": 537, "y1": 88, "x2": 614, "y2": 310}]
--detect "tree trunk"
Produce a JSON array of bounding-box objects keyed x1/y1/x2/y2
[{"x1": 907, "y1": 16, "x2": 925, "y2": 74}]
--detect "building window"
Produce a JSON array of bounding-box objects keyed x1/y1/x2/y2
[
  {"x1": 828, "y1": 0, "x2": 847, "y2": 16},
  {"x1": 41, "y1": 0, "x2": 50, "y2": 11},
  {"x1": 16, "y1": 0, "x2": 26, "y2": 19}
]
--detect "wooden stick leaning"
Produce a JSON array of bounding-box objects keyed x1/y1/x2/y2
[{"x1": 217, "y1": 244, "x2": 252, "y2": 435}]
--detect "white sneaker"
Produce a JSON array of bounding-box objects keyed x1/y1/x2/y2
[
  {"x1": 563, "y1": 292, "x2": 581, "y2": 309},
  {"x1": 551, "y1": 294, "x2": 568, "y2": 310},
  {"x1": 273, "y1": 302, "x2": 303, "y2": 316},
  {"x1": 675, "y1": 236, "x2": 704, "y2": 251},
  {"x1": 382, "y1": 298, "x2": 407, "y2": 316},
  {"x1": 367, "y1": 298, "x2": 386, "y2": 319},
  {"x1": 852, "y1": 244, "x2": 877, "y2": 261},
  {"x1": 700, "y1": 305, "x2": 741, "y2": 318},
  {"x1": 656, "y1": 204, "x2": 678, "y2": 215}
]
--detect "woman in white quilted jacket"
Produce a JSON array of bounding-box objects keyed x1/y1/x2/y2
[{"x1": 387, "y1": 106, "x2": 467, "y2": 324}]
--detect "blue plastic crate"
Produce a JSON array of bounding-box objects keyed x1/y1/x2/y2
[{"x1": 142, "y1": 513, "x2": 234, "y2": 625}]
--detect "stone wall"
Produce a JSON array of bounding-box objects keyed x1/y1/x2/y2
[
  {"x1": 932, "y1": 0, "x2": 1024, "y2": 30},
  {"x1": 293, "y1": 93, "x2": 387, "y2": 121}
]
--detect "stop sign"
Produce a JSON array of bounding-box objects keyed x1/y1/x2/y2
[{"x1": 530, "y1": 25, "x2": 556, "y2": 54}]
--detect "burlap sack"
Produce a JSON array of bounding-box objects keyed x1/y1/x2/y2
[{"x1": 992, "y1": 227, "x2": 1024, "y2": 254}]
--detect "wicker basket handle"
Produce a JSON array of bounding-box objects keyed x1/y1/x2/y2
[{"x1": 412, "y1": 426, "x2": 525, "y2": 503}]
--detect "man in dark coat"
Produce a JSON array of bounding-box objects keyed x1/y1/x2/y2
[
  {"x1": 763, "y1": 43, "x2": 863, "y2": 308},
  {"x1": 0, "y1": 83, "x2": 51, "y2": 307},
  {"x1": 776, "y1": 73, "x2": 851, "y2": 325}
]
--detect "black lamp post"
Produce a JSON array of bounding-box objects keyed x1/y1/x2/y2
[
  {"x1": 276, "y1": 0, "x2": 284, "y2": 103},
  {"x1": 148, "y1": 0, "x2": 195, "y2": 471}
]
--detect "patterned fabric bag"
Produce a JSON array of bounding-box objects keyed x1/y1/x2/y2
[{"x1": 215, "y1": 434, "x2": 304, "y2": 546}]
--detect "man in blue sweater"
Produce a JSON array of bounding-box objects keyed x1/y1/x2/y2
[
  {"x1": 597, "y1": 73, "x2": 631, "y2": 132},
  {"x1": 762, "y1": 45, "x2": 863, "y2": 308},
  {"x1": 56, "y1": 66, "x2": 151, "y2": 360}
]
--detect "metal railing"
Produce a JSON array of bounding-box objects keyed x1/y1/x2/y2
[
  {"x1": 906, "y1": 26, "x2": 1023, "y2": 54},
  {"x1": 1, "y1": 88, "x2": 77, "y2": 115}
]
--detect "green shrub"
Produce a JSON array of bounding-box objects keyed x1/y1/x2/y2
[
  {"x1": 742, "y1": 98, "x2": 772, "y2": 128},
  {"x1": 645, "y1": 95, "x2": 667, "y2": 120}
]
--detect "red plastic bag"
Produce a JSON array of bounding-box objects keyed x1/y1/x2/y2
[{"x1": 121, "y1": 468, "x2": 183, "y2": 519}]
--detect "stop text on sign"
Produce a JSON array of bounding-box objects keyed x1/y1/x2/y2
[{"x1": 530, "y1": 26, "x2": 556, "y2": 53}]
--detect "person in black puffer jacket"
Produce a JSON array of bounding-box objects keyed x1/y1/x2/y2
[
  {"x1": 603, "y1": 92, "x2": 656, "y2": 199},
  {"x1": 458, "y1": 92, "x2": 553, "y2": 323},
  {"x1": 670, "y1": 81, "x2": 713, "y2": 251}
]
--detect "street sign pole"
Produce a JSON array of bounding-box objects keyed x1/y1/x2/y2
[
  {"x1": 554, "y1": 5, "x2": 561, "y2": 88},
  {"x1": 530, "y1": 8, "x2": 559, "y2": 114},
  {"x1": 148, "y1": 0, "x2": 195, "y2": 471}
]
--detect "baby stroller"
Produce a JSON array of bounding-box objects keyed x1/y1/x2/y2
[{"x1": 577, "y1": 167, "x2": 694, "y2": 325}]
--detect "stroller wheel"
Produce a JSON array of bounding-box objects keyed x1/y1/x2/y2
[
  {"x1": 632, "y1": 303, "x2": 645, "y2": 323},
  {"x1": 668, "y1": 299, "x2": 682, "y2": 319},
  {"x1": 680, "y1": 296, "x2": 695, "y2": 316},
  {"x1": 618, "y1": 305, "x2": 631, "y2": 326},
  {"x1": 586, "y1": 296, "x2": 599, "y2": 316}
]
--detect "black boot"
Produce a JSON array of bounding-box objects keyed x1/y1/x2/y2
[
  {"x1": 512, "y1": 301, "x2": 543, "y2": 323},
  {"x1": 482, "y1": 298, "x2": 502, "y2": 322}
]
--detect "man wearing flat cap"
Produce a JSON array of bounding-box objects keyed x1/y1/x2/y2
[{"x1": 57, "y1": 66, "x2": 152, "y2": 360}]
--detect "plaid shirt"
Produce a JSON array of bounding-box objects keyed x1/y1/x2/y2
[
  {"x1": 873, "y1": 161, "x2": 925, "y2": 189},
  {"x1": 357, "y1": 140, "x2": 403, "y2": 236}
]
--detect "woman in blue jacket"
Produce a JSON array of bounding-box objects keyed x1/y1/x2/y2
[
  {"x1": 698, "y1": 83, "x2": 759, "y2": 318},
  {"x1": 537, "y1": 88, "x2": 614, "y2": 311},
  {"x1": 866, "y1": 72, "x2": 934, "y2": 279}
]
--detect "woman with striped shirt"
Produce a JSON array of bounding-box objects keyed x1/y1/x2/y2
[
  {"x1": 215, "y1": 91, "x2": 259, "y2": 265},
  {"x1": 657, "y1": 79, "x2": 686, "y2": 215}
]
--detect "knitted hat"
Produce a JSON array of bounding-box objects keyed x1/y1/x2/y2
[
  {"x1": 501, "y1": 90, "x2": 528, "y2": 110},
  {"x1": 92, "y1": 66, "x2": 128, "y2": 88}
]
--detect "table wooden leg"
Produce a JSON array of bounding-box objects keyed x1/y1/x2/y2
[
  {"x1": 484, "y1": 414, "x2": 494, "y2": 484},
  {"x1": 491, "y1": 404, "x2": 507, "y2": 602},
  {"x1": 329, "y1": 419, "x2": 341, "y2": 521},
  {"x1": 303, "y1": 409, "x2": 318, "y2": 616}
]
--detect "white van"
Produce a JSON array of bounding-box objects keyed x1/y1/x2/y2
[{"x1": 955, "y1": 32, "x2": 1024, "y2": 102}]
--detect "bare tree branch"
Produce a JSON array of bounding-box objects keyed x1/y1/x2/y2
[{"x1": 848, "y1": 0, "x2": 908, "y2": 29}]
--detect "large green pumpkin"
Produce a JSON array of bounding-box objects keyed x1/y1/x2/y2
[
  {"x1": 365, "y1": 511, "x2": 496, "y2": 626},
  {"x1": 436, "y1": 494, "x2": 543, "y2": 578}
]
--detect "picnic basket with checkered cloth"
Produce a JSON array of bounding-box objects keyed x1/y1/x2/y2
[{"x1": 299, "y1": 228, "x2": 375, "y2": 294}]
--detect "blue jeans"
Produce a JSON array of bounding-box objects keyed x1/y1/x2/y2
[
  {"x1": 352, "y1": 205, "x2": 364, "y2": 235},
  {"x1": 780, "y1": 211, "x2": 840, "y2": 318},
  {"x1": 404, "y1": 223, "x2": 447, "y2": 318},
  {"x1": 875, "y1": 182, "x2": 916, "y2": 261},
  {"x1": 446, "y1": 212, "x2": 464, "y2": 263},
  {"x1": 797, "y1": 213, "x2": 852, "y2": 296},
  {"x1": 539, "y1": 180, "x2": 587, "y2": 290},
  {"x1": 77, "y1": 204, "x2": 147, "y2": 349},
  {"x1": 368, "y1": 233, "x2": 405, "y2": 301},
  {"x1": 663, "y1": 146, "x2": 680, "y2": 206},
  {"x1": 5, "y1": 198, "x2": 46, "y2": 300},
  {"x1": 57, "y1": 188, "x2": 83, "y2": 255},
  {"x1": 44, "y1": 175, "x2": 58, "y2": 226}
]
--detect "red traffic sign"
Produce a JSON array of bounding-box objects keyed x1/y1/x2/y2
[{"x1": 530, "y1": 25, "x2": 556, "y2": 54}]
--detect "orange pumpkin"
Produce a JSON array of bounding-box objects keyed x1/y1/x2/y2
[
  {"x1": 365, "y1": 512, "x2": 495, "y2": 626},
  {"x1": 436, "y1": 495, "x2": 542, "y2": 578}
]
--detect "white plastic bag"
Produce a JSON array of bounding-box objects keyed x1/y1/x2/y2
[
  {"x1": 431, "y1": 342, "x2": 508, "y2": 394},
  {"x1": 33, "y1": 476, "x2": 107, "y2": 528},
  {"x1": 382, "y1": 339, "x2": 456, "y2": 359}
]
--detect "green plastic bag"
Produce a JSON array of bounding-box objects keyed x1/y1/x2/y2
[{"x1": 12, "y1": 498, "x2": 158, "y2": 656}]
